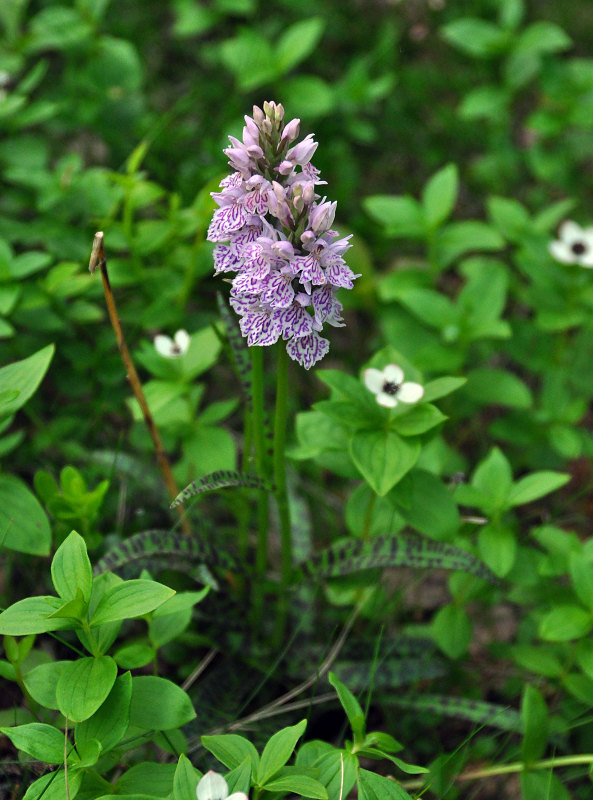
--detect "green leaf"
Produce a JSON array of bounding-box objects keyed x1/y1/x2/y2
[
  {"x1": 0, "y1": 722, "x2": 64, "y2": 763},
  {"x1": 390, "y1": 404, "x2": 447, "y2": 437},
  {"x1": 113, "y1": 642, "x2": 155, "y2": 669},
  {"x1": 225, "y1": 755, "x2": 252, "y2": 796},
  {"x1": 521, "y1": 685, "x2": 549, "y2": 764},
  {"x1": 0, "y1": 344, "x2": 54, "y2": 421},
  {"x1": 275, "y1": 17, "x2": 326, "y2": 73},
  {"x1": 441, "y1": 18, "x2": 510, "y2": 58},
  {"x1": 512, "y1": 646, "x2": 563, "y2": 678},
  {"x1": 56, "y1": 656, "x2": 117, "y2": 722},
  {"x1": 363, "y1": 195, "x2": 425, "y2": 238},
  {"x1": 421, "y1": 376, "x2": 466, "y2": 403},
  {"x1": 75, "y1": 671, "x2": 132, "y2": 754},
  {"x1": 263, "y1": 774, "x2": 328, "y2": 799},
  {"x1": 201, "y1": 733, "x2": 259, "y2": 772},
  {"x1": 521, "y1": 771, "x2": 570, "y2": 800},
  {"x1": 23, "y1": 769, "x2": 82, "y2": 800},
  {"x1": 506, "y1": 471, "x2": 570, "y2": 508},
  {"x1": 116, "y1": 762, "x2": 177, "y2": 796},
  {"x1": 23, "y1": 661, "x2": 68, "y2": 710},
  {"x1": 301, "y1": 534, "x2": 497, "y2": 584},
  {"x1": 478, "y1": 523, "x2": 516, "y2": 577},
  {"x1": 51, "y1": 530, "x2": 92, "y2": 602},
  {"x1": 464, "y1": 368, "x2": 532, "y2": 408},
  {"x1": 390, "y1": 470, "x2": 459, "y2": 541},
  {"x1": 90, "y1": 579, "x2": 175, "y2": 626},
  {"x1": 357, "y1": 768, "x2": 413, "y2": 799},
  {"x1": 487, "y1": 196, "x2": 530, "y2": 241},
  {"x1": 350, "y1": 430, "x2": 420, "y2": 496},
  {"x1": 257, "y1": 719, "x2": 307, "y2": 785},
  {"x1": 471, "y1": 447, "x2": 513, "y2": 511},
  {"x1": 421, "y1": 164, "x2": 458, "y2": 229},
  {"x1": 129, "y1": 676, "x2": 196, "y2": 730},
  {"x1": 171, "y1": 470, "x2": 273, "y2": 508},
  {"x1": 569, "y1": 553, "x2": 593, "y2": 611},
  {"x1": 219, "y1": 30, "x2": 276, "y2": 90},
  {"x1": 539, "y1": 605, "x2": 593, "y2": 642},
  {"x1": 434, "y1": 222, "x2": 504, "y2": 269},
  {"x1": 329, "y1": 672, "x2": 365, "y2": 738},
  {"x1": 173, "y1": 754, "x2": 200, "y2": 800},
  {"x1": 297, "y1": 746, "x2": 358, "y2": 800},
  {"x1": 0, "y1": 474, "x2": 51, "y2": 555},
  {"x1": 0, "y1": 596, "x2": 74, "y2": 635},
  {"x1": 431, "y1": 604, "x2": 472, "y2": 659},
  {"x1": 397, "y1": 288, "x2": 458, "y2": 328},
  {"x1": 513, "y1": 21, "x2": 571, "y2": 57}
]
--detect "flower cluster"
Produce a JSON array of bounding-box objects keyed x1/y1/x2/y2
[
  {"x1": 208, "y1": 101, "x2": 359, "y2": 369},
  {"x1": 549, "y1": 221, "x2": 593, "y2": 268}
]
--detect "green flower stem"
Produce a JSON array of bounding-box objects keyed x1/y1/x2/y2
[
  {"x1": 401, "y1": 754, "x2": 593, "y2": 790},
  {"x1": 251, "y1": 347, "x2": 269, "y2": 621},
  {"x1": 274, "y1": 343, "x2": 292, "y2": 589}
]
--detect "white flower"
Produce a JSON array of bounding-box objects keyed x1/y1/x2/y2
[
  {"x1": 196, "y1": 770, "x2": 248, "y2": 800},
  {"x1": 549, "y1": 221, "x2": 593, "y2": 268},
  {"x1": 154, "y1": 329, "x2": 190, "y2": 358},
  {"x1": 364, "y1": 364, "x2": 424, "y2": 408}
]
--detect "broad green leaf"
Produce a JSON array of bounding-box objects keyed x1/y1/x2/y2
[
  {"x1": 0, "y1": 344, "x2": 54, "y2": 421},
  {"x1": 75, "y1": 671, "x2": 132, "y2": 754},
  {"x1": 263, "y1": 774, "x2": 328, "y2": 799},
  {"x1": 201, "y1": 733, "x2": 259, "y2": 772},
  {"x1": 434, "y1": 221, "x2": 504, "y2": 269},
  {"x1": 478, "y1": 523, "x2": 516, "y2": 577},
  {"x1": 350, "y1": 430, "x2": 420, "y2": 496},
  {"x1": 129, "y1": 676, "x2": 196, "y2": 730},
  {"x1": 421, "y1": 164, "x2": 458, "y2": 229},
  {"x1": 397, "y1": 288, "x2": 458, "y2": 328},
  {"x1": 421, "y1": 376, "x2": 466, "y2": 403},
  {"x1": 297, "y1": 746, "x2": 358, "y2": 800},
  {"x1": 24, "y1": 661, "x2": 68, "y2": 710},
  {"x1": 487, "y1": 196, "x2": 530, "y2": 241},
  {"x1": 173, "y1": 754, "x2": 201, "y2": 800},
  {"x1": 226, "y1": 755, "x2": 252, "y2": 796},
  {"x1": 23, "y1": 769, "x2": 82, "y2": 800},
  {"x1": 441, "y1": 18, "x2": 510, "y2": 58},
  {"x1": 390, "y1": 404, "x2": 447, "y2": 437},
  {"x1": 219, "y1": 30, "x2": 276, "y2": 90},
  {"x1": 51, "y1": 530, "x2": 92, "y2": 602},
  {"x1": 329, "y1": 672, "x2": 365, "y2": 738},
  {"x1": 257, "y1": 719, "x2": 307, "y2": 785},
  {"x1": 464, "y1": 368, "x2": 532, "y2": 409},
  {"x1": 390, "y1": 470, "x2": 459, "y2": 541},
  {"x1": 431, "y1": 604, "x2": 472, "y2": 659},
  {"x1": 539, "y1": 605, "x2": 593, "y2": 642},
  {"x1": 472, "y1": 447, "x2": 512, "y2": 511},
  {"x1": 90, "y1": 579, "x2": 175, "y2": 626},
  {"x1": 513, "y1": 21, "x2": 571, "y2": 57},
  {"x1": 363, "y1": 195, "x2": 425, "y2": 238},
  {"x1": 0, "y1": 474, "x2": 51, "y2": 555},
  {"x1": 113, "y1": 642, "x2": 155, "y2": 669},
  {"x1": 511, "y1": 646, "x2": 563, "y2": 678},
  {"x1": 569, "y1": 553, "x2": 593, "y2": 611},
  {"x1": 116, "y1": 762, "x2": 177, "y2": 796},
  {"x1": 576, "y1": 640, "x2": 593, "y2": 681},
  {"x1": 0, "y1": 596, "x2": 74, "y2": 635},
  {"x1": 357, "y1": 768, "x2": 413, "y2": 799},
  {"x1": 521, "y1": 685, "x2": 548, "y2": 764},
  {"x1": 275, "y1": 17, "x2": 325, "y2": 73},
  {"x1": 521, "y1": 770, "x2": 570, "y2": 800},
  {"x1": 506, "y1": 471, "x2": 569, "y2": 508},
  {"x1": 56, "y1": 656, "x2": 117, "y2": 722},
  {"x1": 0, "y1": 722, "x2": 64, "y2": 763}
]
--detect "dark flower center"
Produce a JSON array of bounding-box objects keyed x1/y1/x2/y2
[
  {"x1": 171, "y1": 344, "x2": 182, "y2": 354},
  {"x1": 383, "y1": 380, "x2": 401, "y2": 396},
  {"x1": 571, "y1": 241, "x2": 587, "y2": 256}
]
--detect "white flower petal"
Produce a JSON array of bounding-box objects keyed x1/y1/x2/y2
[
  {"x1": 382, "y1": 363, "x2": 404, "y2": 384},
  {"x1": 398, "y1": 381, "x2": 424, "y2": 404},
  {"x1": 578, "y1": 253, "x2": 593, "y2": 268},
  {"x1": 548, "y1": 240, "x2": 575, "y2": 264},
  {"x1": 174, "y1": 329, "x2": 191, "y2": 354},
  {"x1": 197, "y1": 771, "x2": 229, "y2": 800},
  {"x1": 558, "y1": 220, "x2": 583, "y2": 243},
  {"x1": 154, "y1": 334, "x2": 175, "y2": 357},
  {"x1": 227, "y1": 794, "x2": 249, "y2": 800},
  {"x1": 376, "y1": 392, "x2": 398, "y2": 408},
  {"x1": 364, "y1": 368, "x2": 385, "y2": 394}
]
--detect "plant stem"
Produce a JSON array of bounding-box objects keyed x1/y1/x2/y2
[
  {"x1": 89, "y1": 232, "x2": 191, "y2": 536},
  {"x1": 251, "y1": 346, "x2": 269, "y2": 624},
  {"x1": 274, "y1": 343, "x2": 292, "y2": 588},
  {"x1": 401, "y1": 754, "x2": 593, "y2": 791}
]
